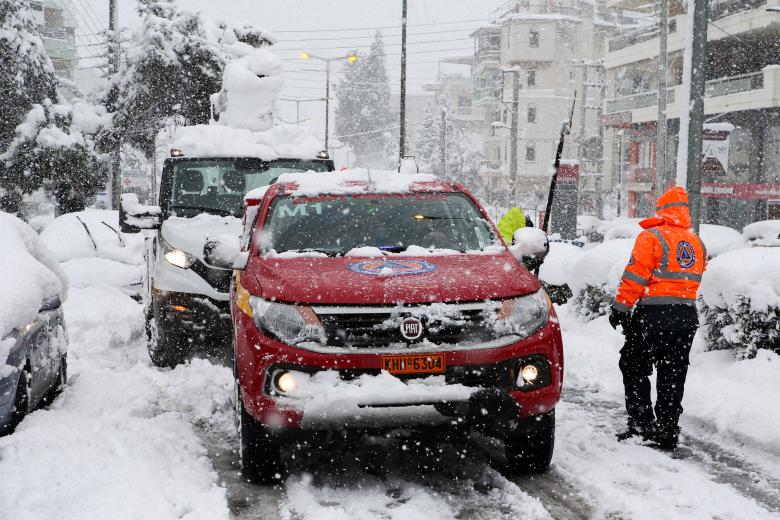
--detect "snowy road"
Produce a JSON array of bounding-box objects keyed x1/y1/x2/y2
[{"x1": 2, "y1": 284, "x2": 780, "y2": 519}]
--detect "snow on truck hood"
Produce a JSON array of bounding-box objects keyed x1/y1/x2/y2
[
  {"x1": 244, "y1": 251, "x2": 540, "y2": 305},
  {"x1": 161, "y1": 214, "x2": 242, "y2": 260}
]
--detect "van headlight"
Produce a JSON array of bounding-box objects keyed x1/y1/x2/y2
[
  {"x1": 495, "y1": 289, "x2": 550, "y2": 338},
  {"x1": 249, "y1": 296, "x2": 326, "y2": 346},
  {"x1": 162, "y1": 240, "x2": 196, "y2": 269}
]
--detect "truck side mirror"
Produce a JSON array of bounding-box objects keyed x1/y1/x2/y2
[
  {"x1": 509, "y1": 227, "x2": 549, "y2": 272},
  {"x1": 120, "y1": 193, "x2": 162, "y2": 233},
  {"x1": 203, "y1": 234, "x2": 248, "y2": 270}
]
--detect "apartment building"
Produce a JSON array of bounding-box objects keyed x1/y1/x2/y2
[
  {"x1": 603, "y1": 0, "x2": 780, "y2": 226},
  {"x1": 471, "y1": 0, "x2": 614, "y2": 213},
  {"x1": 29, "y1": 0, "x2": 78, "y2": 98}
]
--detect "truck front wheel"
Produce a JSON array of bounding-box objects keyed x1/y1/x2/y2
[
  {"x1": 505, "y1": 409, "x2": 555, "y2": 474},
  {"x1": 146, "y1": 301, "x2": 189, "y2": 368}
]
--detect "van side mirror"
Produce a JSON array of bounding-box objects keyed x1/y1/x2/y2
[
  {"x1": 509, "y1": 227, "x2": 549, "y2": 272},
  {"x1": 120, "y1": 193, "x2": 162, "y2": 233},
  {"x1": 203, "y1": 234, "x2": 248, "y2": 270}
]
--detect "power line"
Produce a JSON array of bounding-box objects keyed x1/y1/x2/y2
[
  {"x1": 269, "y1": 18, "x2": 486, "y2": 34},
  {"x1": 281, "y1": 46, "x2": 474, "y2": 61},
  {"x1": 275, "y1": 36, "x2": 478, "y2": 52},
  {"x1": 333, "y1": 117, "x2": 436, "y2": 139},
  {"x1": 274, "y1": 26, "x2": 483, "y2": 43}
]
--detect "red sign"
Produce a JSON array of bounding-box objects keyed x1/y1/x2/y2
[
  {"x1": 701, "y1": 183, "x2": 780, "y2": 200},
  {"x1": 557, "y1": 162, "x2": 579, "y2": 184}
]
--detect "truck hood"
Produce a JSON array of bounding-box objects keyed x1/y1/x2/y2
[
  {"x1": 161, "y1": 214, "x2": 242, "y2": 261},
  {"x1": 244, "y1": 252, "x2": 541, "y2": 305}
]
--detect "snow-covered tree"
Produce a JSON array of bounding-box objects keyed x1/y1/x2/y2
[
  {"x1": 0, "y1": 0, "x2": 106, "y2": 214},
  {"x1": 334, "y1": 32, "x2": 396, "y2": 168},
  {"x1": 414, "y1": 96, "x2": 484, "y2": 189},
  {"x1": 107, "y1": 0, "x2": 273, "y2": 157}
]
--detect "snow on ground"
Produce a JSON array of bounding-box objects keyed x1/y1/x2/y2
[{"x1": 0, "y1": 283, "x2": 233, "y2": 520}]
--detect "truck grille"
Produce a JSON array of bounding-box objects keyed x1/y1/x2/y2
[{"x1": 314, "y1": 303, "x2": 499, "y2": 349}]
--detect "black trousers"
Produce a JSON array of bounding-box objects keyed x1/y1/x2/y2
[{"x1": 619, "y1": 304, "x2": 698, "y2": 433}]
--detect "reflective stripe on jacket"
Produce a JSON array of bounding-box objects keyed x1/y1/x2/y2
[
  {"x1": 497, "y1": 207, "x2": 526, "y2": 245},
  {"x1": 613, "y1": 187, "x2": 707, "y2": 312}
]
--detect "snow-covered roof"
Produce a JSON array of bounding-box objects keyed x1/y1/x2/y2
[
  {"x1": 275, "y1": 169, "x2": 450, "y2": 197},
  {"x1": 164, "y1": 123, "x2": 324, "y2": 160},
  {"x1": 501, "y1": 14, "x2": 582, "y2": 23}
]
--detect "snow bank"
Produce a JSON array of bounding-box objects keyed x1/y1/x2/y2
[
  {"x1": 40, "y1": 209, "x2": 144, "y2": 265},
  {"x1": 0, "y1": 212, "x2": 66, "y2": 339},
  {"x1": 699, "y1": 247, "x2": 780, "y2": 312},
  {"x1": 165, "y1": 123, "x2": 324, "y2": 160},
  {"x1": 597, "y1": 218, "x2": 642, "y2": 241},
  {"x1": 569, "y1": 239, "x2": 633, "y2": 295},
  {"x1": 742, "y1": 219, "x2": 780, "y2": 246},
  {"x1": 539, "y1": 242, "x2": 584, "y2": 286},
  {"x1": 277, "y1": 169, "x2": 441, "y2": 197},
  {"x1": 699, "y1": 223, "x2": 741, "y2": 257}
]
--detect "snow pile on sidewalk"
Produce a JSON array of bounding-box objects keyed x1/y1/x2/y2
[
  {"x1": 699, "y1": 224, "x2": 742, "y2": 257},
  {"x1": 0, "y1": 212, "x2": 66, "y2": 339},
  {"x1": 741, "y1": 219, "x2": 780, "y2": 246},
  {"x1": 0, "y1": 283, "x2": 233, "y2": 519},
  {"x1": 698, "y1": 247, "x2": 780, "y2": 356},
  {"x1": 568, "y1": 238, "x2": 633, "y2": 318},
  {"x1": 538, "y1": 242, "x2": 583, "y2": 286}
]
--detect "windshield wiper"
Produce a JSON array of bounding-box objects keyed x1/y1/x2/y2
[
  {"x1": 170, "y1": 205, "x2": 236, "y2": 217},
  {"x1": 412, "y1": 214, "x2": 476, "y2": 222}
]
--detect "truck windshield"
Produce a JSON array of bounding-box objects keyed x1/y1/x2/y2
[
  {"x1": 168, "y1": 158, "x2": 331, "y2": 218},
  {"x1": 262, "y1": 193, "x2": 499, "y2": 255}
]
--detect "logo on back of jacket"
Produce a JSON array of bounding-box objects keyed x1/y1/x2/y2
[{"x1": 676, "y1": 241, "x2": 696, "y2": 269}]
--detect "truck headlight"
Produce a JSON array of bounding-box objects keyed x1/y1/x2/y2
[
  {"x1": 495, "y1": 289, "x2": 550, "y2": 338},
  {"x1": 249, "y1": 296, "x2": 326, "y2": 347},
  {"x1": 162, "y1": 240, "x2": 196, "y2": 269}
]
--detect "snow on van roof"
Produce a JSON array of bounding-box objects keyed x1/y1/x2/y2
[
  {"x1": 274, "y1": 169, "x2": 448, "y2": 197},
  {"x1": 164, "y1": 123, "x2": 324, "y2": 160}
]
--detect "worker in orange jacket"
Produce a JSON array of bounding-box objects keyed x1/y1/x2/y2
[{"x1": 609, "y1": 186, "x2": 707, "y2": 450}]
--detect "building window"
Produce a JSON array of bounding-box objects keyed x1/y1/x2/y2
[
  {"x1": 527, "y1": 69, "x2": 536, "y2": 87},
  {"x1": 526, "y1": 143, "x2": 536, "y2": 163},
  {"x1": 527, "y1": 104, "x2": 536, "y2": 123},
  {"x1": 529, "y1": 30, "x2": 539, "y2": 48}
]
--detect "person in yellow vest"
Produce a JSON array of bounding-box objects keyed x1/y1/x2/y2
[{"x1": 497, "y1": 207, "x2": 534, "y2": 245}]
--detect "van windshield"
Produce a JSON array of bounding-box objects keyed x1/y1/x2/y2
[
  {"x1": 168, "y1": 158, "x2": 331, "y2": 218},
  {"x1": 262, "y1": 193, "x2": 499, "y2": 255}
]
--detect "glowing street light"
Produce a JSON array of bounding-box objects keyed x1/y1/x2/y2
[{"x1": 297, "y1": 51, "x2": 358, "y2": 149}]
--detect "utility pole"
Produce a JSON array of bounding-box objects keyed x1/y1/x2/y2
[
  {"x1": 685, "y1": 0, "x2": 709, "y2": 231},
  {"x1": 656, "y1": 0, "x2": 669, "y2": 199},
  {"x1": 399, "y1": 0, "x2": 408, "y2": 160},
  {"x1": 109, "y1": 0, "x2": 121, "y2": 210},
  {"x1": 509, "y1": 69, "x2": 520, "y2": 207},
  {"x1": 440, "y1": 107, "x2": 447, "y2": 179},
  {"x1": 324, "y1": 59, "x2": 331, "y2": 150}
]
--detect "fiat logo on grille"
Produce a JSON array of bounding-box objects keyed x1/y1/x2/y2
[{"x1": 400, "y1": 317, "x2": 423, "y2": 341}]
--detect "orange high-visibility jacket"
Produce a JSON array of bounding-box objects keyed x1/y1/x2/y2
[{"x1": 613, "y1": 187, "x2": 707, "y2": 312}]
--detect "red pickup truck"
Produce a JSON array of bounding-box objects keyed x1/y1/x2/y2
[{"x1": 205, "y1": 170, "x2": 563, "y2": 483}]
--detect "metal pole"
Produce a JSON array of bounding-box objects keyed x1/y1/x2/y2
[
  {"x1": 685, "y1": 0, "x2": 709, "y2": 232},
  {"x1": 324, "y1": 60, "x2": 331, "y2": 150},
  {"x1": 109, "y1": 0, "x2": 121, "y2": 210},
  {"x1": 509, "y1": 70, "x2": 519, "y2": 207},
  {"x1": 656, "y1": 0, "x2": 669, "y2": 198},
  {"x1": 440, "y1": 107, "x2": 447, "y2": 179},
  {"x1": 296, "y1": 100, "x2": 300, "y2": 126},
  {"x1": 399, "y1": 0, "x2": 408, "y2": 159},
  {"x1": 577, "y1": 62, "x2": 588, "y2": 211}
]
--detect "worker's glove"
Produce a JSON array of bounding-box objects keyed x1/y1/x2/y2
[{"x1": 609, "y1": 308, "x2": 631, "y2": 330}]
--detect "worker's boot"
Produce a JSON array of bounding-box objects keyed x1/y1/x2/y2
[{"x1": 616, "y1": 421, "x2": 656, "y2": 442}]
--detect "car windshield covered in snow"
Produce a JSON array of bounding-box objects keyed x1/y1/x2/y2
[
  {"x1": 165, "y1": 158, "x2": 331, "y2": 218},
  {"x1": 262, "y1": 193, "x2": 499, "y2": 255}
]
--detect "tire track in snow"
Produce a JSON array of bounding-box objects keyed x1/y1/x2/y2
[{"x1": 563, "y1": 387, "x2": 780, "y2": 515}]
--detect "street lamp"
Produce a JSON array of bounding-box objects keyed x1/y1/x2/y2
[{"x1": 299, "y1": 51, "x2": 358, "y2": 149}]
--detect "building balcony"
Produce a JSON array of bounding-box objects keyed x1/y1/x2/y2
[
  {"x1": 605, "y1": 0, "x2": 779, "y2": 68},
  {"x1": 604, "y1": 66, "x2": 780, "y2": 124},
  {"x1": 473, "y1": 87, "x2": 500, "y2": 102}
]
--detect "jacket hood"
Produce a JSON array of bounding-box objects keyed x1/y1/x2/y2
[{"x1": 640, "y1": 186, "x2": 691, "y2": 229}]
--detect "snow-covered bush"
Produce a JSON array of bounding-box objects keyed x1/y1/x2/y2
[
  {"x1": 741, "y1": 220, "x2": 780, "y2": 247},
  {"x1": 568, "y1": 238, "x2": 633, "y2": 319},
  {"x1": 698, "y1": 247, "x2": 780, "y2": 358}
]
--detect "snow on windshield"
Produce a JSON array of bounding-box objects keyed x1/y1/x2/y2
[
  {"x1": 276, "y1": 169, "x2": 442, "y2": 197},
  {"x1": 262, "y1": 193, "x2": 499, "y2": 256}
]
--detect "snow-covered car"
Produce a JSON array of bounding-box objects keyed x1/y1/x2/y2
[
  {"x1": 741, "y1": 219, "x2": 780, "y2": 247},
  {"x1": 1, "y1": 213, "x2": 68, "y2": 435},
  {"x1": 120, "y1": 145, "x2": 335, "y2": 368},
  {"x1": 205, "y1": 169, "x2": 564, "y2": 483},
  {"x1": 40, "y1": 209, "x2": 145, "y2": 299}
]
